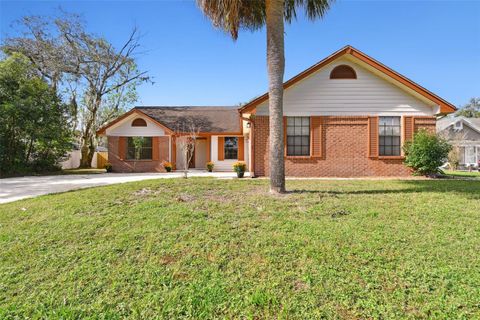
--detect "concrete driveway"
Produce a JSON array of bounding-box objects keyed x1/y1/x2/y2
[{"x1": 0, "y1": 171, "x2": 248, "y2": 204}]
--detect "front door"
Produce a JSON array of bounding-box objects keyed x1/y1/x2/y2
[{"x1": 194, "y1": 138, "x2": 207, "y2": 169}]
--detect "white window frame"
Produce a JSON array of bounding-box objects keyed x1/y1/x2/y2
[
  {"x1": 454, "y1": 121, "x2": 463, "y2": 130},
  {"x1": 460, "y1": 145, "x2": 480, "y2": 166}
]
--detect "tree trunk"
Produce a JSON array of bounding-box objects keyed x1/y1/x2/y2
[
  {"x1": 25, "y1": 136, "x2": 35, "y2": 163},
  {"x1": 88, "y1": 136, "x2": 96, "y2": 167},
  {"x1": 79, "y1": 143, "x2": 91, "y2": 168},
  {"x1": 266, "y1": 0, "x2": 286, "y2": 194},
  {"x1": 79, "y1": 134, "x2": 96, "y2": 168},
  {"x1": 79, "y1": 129, "x2": 94, "y2": 168},
  {"x1": 79, "y1": 92, "x2": 100, "y2": 168}
]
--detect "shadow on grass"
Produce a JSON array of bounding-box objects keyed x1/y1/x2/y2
[{"x1": 288, "y1": 180, "x2": 480, "y2": 199}]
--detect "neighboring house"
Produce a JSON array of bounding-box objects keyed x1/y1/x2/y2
[
  {"x1": 437, "y1": 116, "x2": 480, "y2": 168},
  {"x1": 97, "y1": 46, "x2": 456, "y2": 176}
]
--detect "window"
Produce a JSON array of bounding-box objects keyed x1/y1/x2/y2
[
  {"x1": 454, "y1": 121, "x2": 463, "y2": 130},
  {"x1": 132, "y1": 118, "x2": 147, "y2": 127},
  {"x1": 224, "y1": 137, "x2": 238, "y2": 160},
  {"x1": 286, "y1": 117, "x2": 310, "y2": 156},
  {"x1": 465, "y1": 146, "x2": 476, "y2": 164},
  {"x1": 330, "y1": 65, "x2": 357, "y2": 79},
  {"x1": 126, "y1": 137, "x2": 152, "y2": 160},
  {"x1": 379, "y1": 117, "x2": 401, "y2": 156}
]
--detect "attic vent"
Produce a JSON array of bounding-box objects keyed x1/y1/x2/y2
[
  {"x1": 132, "y1": 118, "x2": 147, "y2": 127},
  {"x1": 454, "y1": 121, "x2": 463, "y2": 130},
  {"x1": 330, "y1": 65, "x2": 357, "y2": 79}
]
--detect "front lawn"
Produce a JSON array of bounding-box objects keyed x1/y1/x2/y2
[
  {"x1": 1, "y1": 178, "x2": 479, "y2": 319},
  {"x1": 444, "y1": 169, "x2": 480, "y2": 179}
]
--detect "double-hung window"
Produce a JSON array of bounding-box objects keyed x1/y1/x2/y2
[
  {"x1": 379, "y1": 117, "x2": 401, "y2": 156},
  {"x1": 224, "y1": 137, "x2": 238, "y2": 160},
  {"x1": 286, "y1": 117, "x2": 310, "y2": 156},
  {"x1": 127, "y1": 137, "x2": 153, "y2": 160}
]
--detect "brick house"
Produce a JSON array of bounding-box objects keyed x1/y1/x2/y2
[{"x1": 97, "y1": 46, "x2": 456, "y2": 177}]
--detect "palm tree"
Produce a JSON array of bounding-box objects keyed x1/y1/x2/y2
[{"x1": 197, "y1": 0, "x2": 333, "y2": 193}]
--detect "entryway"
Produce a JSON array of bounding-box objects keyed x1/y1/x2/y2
[{"x1": 193, "y1": 138, "x2": 208, "y2": 169}]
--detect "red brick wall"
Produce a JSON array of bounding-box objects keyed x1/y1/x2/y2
[
  {"x1": 108, "y1": 136, "x2": 170, "y2": 173},
  {"x1": 414, "y1": 117, "x2": 436, "y2": 134},
  {"x1": 253, "y1": 116, "x2": 436, "y2": 177}
]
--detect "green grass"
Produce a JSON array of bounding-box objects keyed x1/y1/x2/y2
[
  {"x1": 61, "y1": 168, "x2": 106, "y2": 175},
  {"x1": 1, "y1": 178, "x2": 479, "y2": 319},
  {"x1": 444, "y1": 170, "x2": 480, "y2": 179}
]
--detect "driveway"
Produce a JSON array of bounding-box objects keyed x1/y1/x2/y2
[{"x1": 0, "y1": 171, "x2": 249, "y2": 204}]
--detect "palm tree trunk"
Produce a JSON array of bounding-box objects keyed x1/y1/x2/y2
[{"x1": 266, "y1": 0, "x2": 286, "y2": 193}]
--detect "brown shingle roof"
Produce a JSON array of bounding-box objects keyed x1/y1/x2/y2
[{"x1": 135, "y1": 106, "x2": 241, "y2": 133}]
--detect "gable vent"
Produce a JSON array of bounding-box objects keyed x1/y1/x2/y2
[{"x1": 330, "y1": 65, "x2": 357, "y2": 79}]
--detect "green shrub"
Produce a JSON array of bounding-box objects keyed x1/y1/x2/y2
[{"x1": 403, "y1": 129, "x2": 452, "y2": 176}]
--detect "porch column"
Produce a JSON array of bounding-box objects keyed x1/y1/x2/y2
[
  {"x1": 171, "y1": 135, "x2": 176, "y2": 169},
  {"x1": 206, "y1": 136, "x2": 211, "y2": 162}
]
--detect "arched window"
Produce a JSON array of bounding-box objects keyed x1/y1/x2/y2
[
  {"x1": 330, "y1": 65, "x2": 357, "y2": 79},
  {"x1": 131, "y1": 118, "x2": 147, "y2": 127}
]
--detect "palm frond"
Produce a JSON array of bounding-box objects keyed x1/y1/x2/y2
[
  {"x1": 197, "y1": 0, "x2": 333, "y2": 39},
  {"x1": 196, "y1": 0, "x2": 265, "y2": 40},
  {"x1": 285, "y1": 0, "x2": 333, "y2": 23}
]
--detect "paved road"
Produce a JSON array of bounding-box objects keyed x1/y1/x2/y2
[{"x1": 0, "y1": 171, "x2": 247, "y2": 204}]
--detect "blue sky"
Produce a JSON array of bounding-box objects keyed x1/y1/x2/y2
[{"x1": 1, "y1": 0, "x2": 479, "y2": 108}]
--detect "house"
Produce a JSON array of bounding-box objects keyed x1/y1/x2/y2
[
  {"x1": 97, "y1": 46, "x2": 456, "y2": 177},
  {"x1": 96, "y1": 106, "x2": 245, "y2": 172},
  {"x1": 437, "y1": 116, "x2": 480, "y2": 169}
]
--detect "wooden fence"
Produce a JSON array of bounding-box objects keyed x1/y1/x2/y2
[{"x1": 96, "y1": 152, "x2": 108, "y2": 169}]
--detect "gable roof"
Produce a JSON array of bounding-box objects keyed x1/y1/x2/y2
[
  {"x1": 97, "y1": 106, "x2": 241, "y2": 135},
  {"x1": 437, "y1": 116, "x2": 480, "y2": 134},
  {"x1": 239, "y1": 45, "x2": 456, "y2": 114}
]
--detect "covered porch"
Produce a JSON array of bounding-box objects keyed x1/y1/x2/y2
[{"x1": 174, "y1": 135, "x2": 249, "y2": 172}]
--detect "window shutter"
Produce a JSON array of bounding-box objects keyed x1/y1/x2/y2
[
  {"x1": 367, "y1": 117, "x2": 379, "y2": 158},
  {"x1": 238, "y1": 137, "x2": 244, "y2": 161},
  {"x1": 158, "y1": 136, "x2": 169, "y2": 161},
  {"x1": 403, "y1": 116, "x2": 414, "y2": 143},
  {"x1": 152, "y1": 136, "x2": 159, "y2": 161},
  {"x1": 218, "y1": 137, "x2": 224, "y2": 161},
  {"x1": 311, "y1": 117, "x2": 323, "y2": 157},
  {"x1": 118, "y1": 137, "x2": 126, "y2": 160}
]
